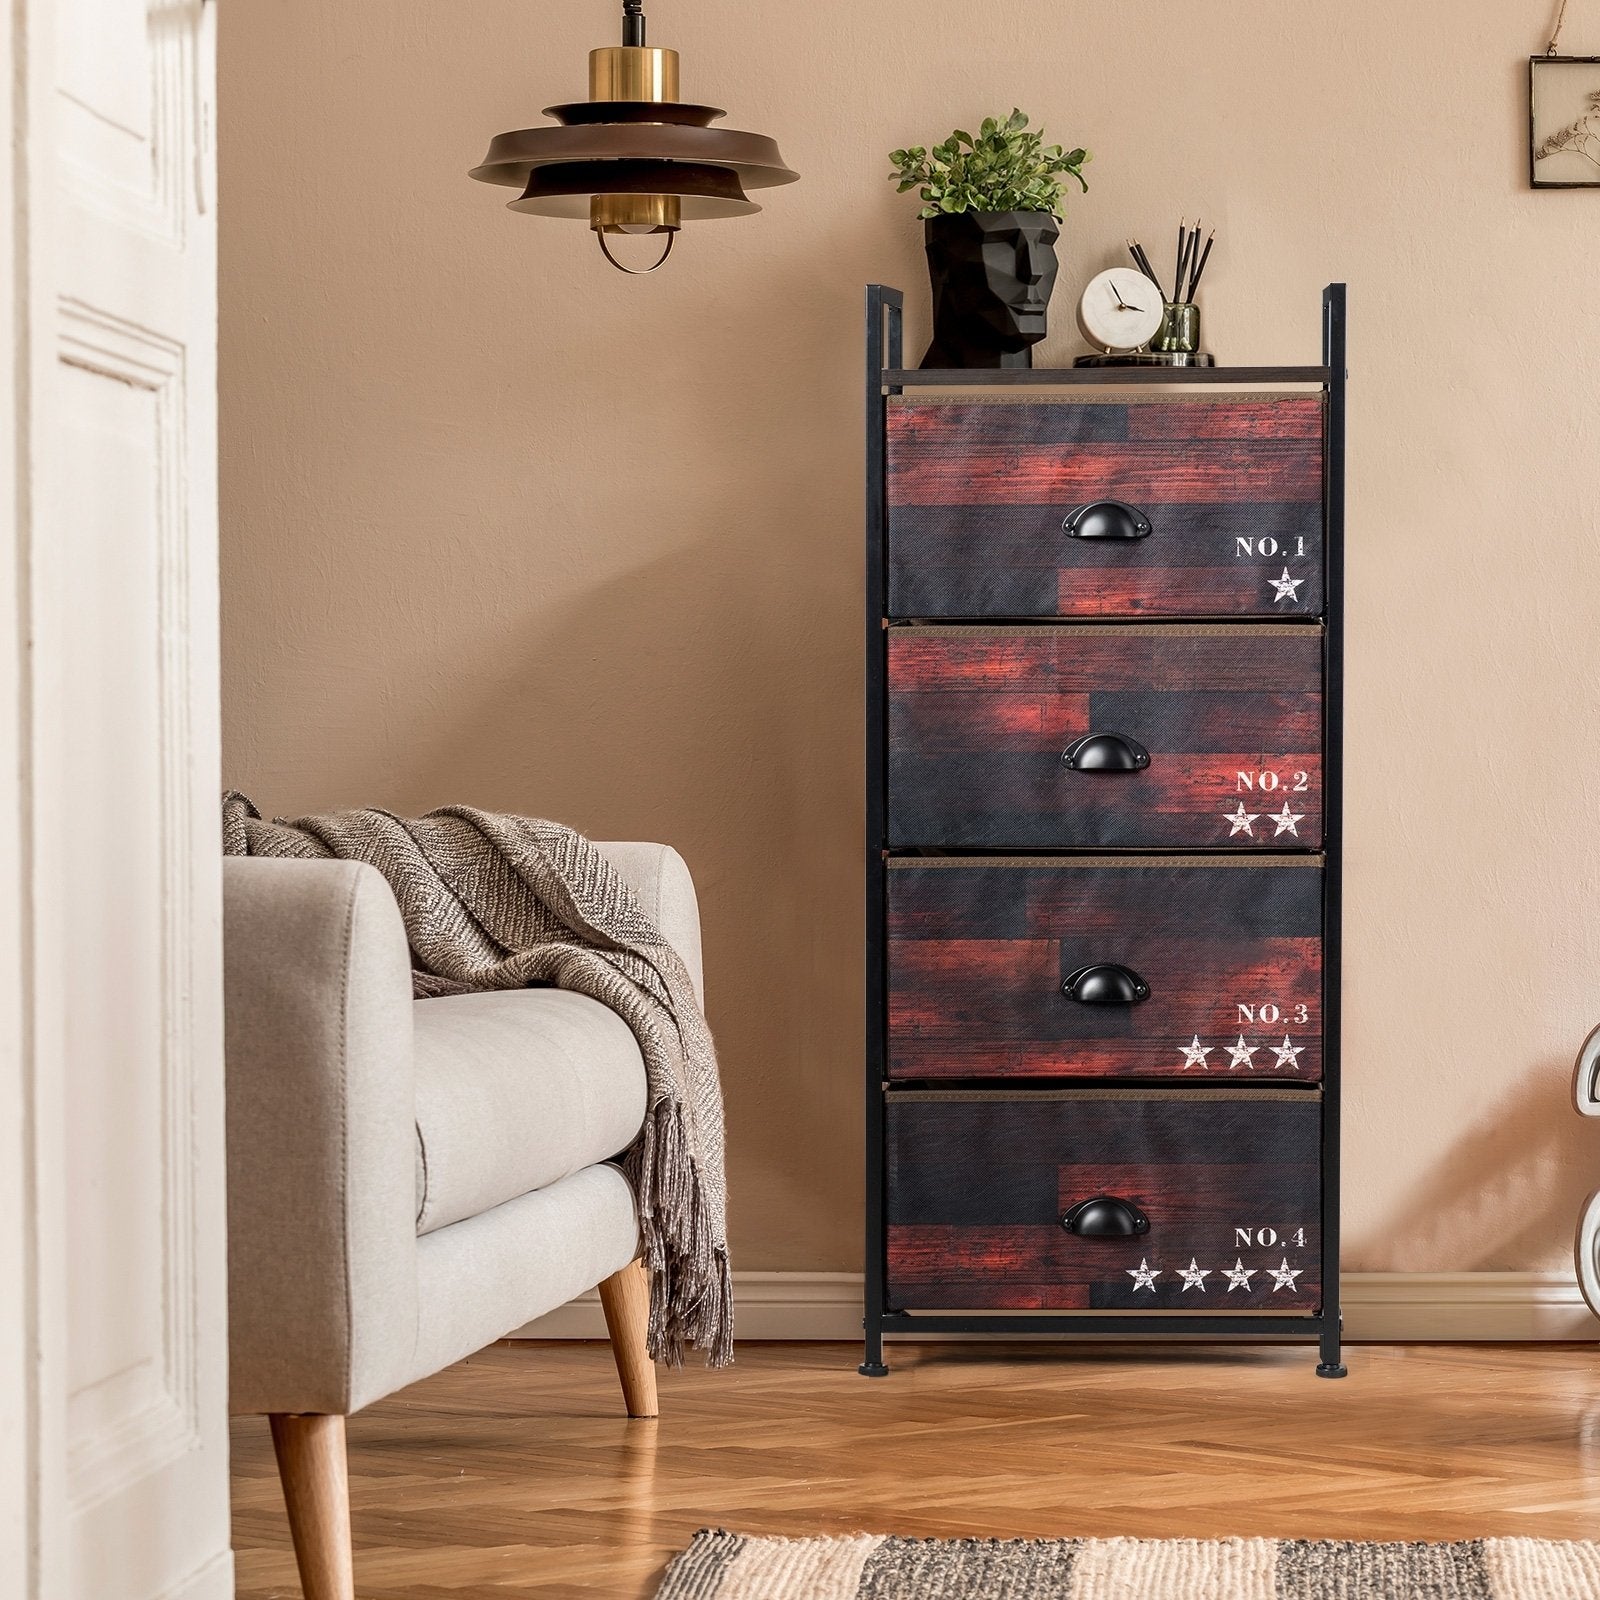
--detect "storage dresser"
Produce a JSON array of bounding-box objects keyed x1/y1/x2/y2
[{"x1": 862, "y1": 283, "x2": 1347, "y2": 1378}]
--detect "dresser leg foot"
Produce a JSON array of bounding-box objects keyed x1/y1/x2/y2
[
  {"x1": 860, "y1": 1319, "x2": 888, "y2": 1377},
  {"x1": 1317, "y1": 1321, "x2": 1346, "y2": 1377}
]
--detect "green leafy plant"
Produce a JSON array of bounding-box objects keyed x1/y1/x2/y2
[{"x1": 888, "y1": 109, "x2": 1089, "y2": 219}]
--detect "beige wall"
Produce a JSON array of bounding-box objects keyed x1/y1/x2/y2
[{"x1": 220, "y1": 0, "x2": 1600, "y2": 1277}]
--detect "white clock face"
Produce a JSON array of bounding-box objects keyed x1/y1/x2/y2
[{"x1": 1077, "y1": 267, "x2": 1166, "y2": 353}]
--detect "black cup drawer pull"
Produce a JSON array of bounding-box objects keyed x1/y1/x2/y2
[
  {"x1": 1062, "y1": 732, "x2": 1149, "y2": 771},
  {"x1": 1062, "y1": 1196, "x2": 1150, "y2": 1237},
  {"x1": 1063, "y1": 962, "x2": 1150, "y2": 1005},
  {"x1": 1062, "y1": 500, "x2": 1152, "y2": 541}
]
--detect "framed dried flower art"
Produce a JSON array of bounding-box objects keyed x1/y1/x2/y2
[{"x1": 1530, "y1": 55, "x2": 1600, "y2": 186}]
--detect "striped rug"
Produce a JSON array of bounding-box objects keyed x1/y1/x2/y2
[{"x1": 652, "y1": 1532, "x2": 1600, "y2": 1598}]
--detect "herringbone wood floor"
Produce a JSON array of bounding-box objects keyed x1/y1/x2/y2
[{"x1": 230, "y1": 1341, "x2": 1600, "y2": 1599}]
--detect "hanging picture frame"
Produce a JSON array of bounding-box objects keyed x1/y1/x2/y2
[{"x1": 1530, "y1": 54, "x2": 1600, "y2": 186}]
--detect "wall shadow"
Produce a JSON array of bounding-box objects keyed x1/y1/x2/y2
[{"x1": 1346, "y1": 1049, "x2": 1600, "y2": 1273}]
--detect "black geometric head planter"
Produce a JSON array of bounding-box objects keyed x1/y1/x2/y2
[{"x1": 920, "y1": 210, "x2": 1060, "y2": 369}]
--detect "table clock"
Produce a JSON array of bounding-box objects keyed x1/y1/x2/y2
[{"x1": 1074, "y1": 265, "x2": 1216, "y2": 368}]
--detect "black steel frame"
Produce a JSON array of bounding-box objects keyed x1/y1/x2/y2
[
  {"x1": 861, "y1": 282, "x2": 1349, "y2": 1379},
  {"x1": 861, "y1": 284, "x2": 901, "y2": 1377},
  {"x1": 1317, "y1": 282, "x2": 1348, "y2": 1378}
]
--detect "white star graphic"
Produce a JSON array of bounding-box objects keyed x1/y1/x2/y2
[
  {"x1": 1179, "y1": 1035, "x2": 1213, "y2": 1071},
  {"x1": 1271, "y1": 1035, "x2": 1305, "y2": 1072},
  {"x1": 1225, "y1": 1035, "x2": 1259, "y2": 1071},
  {"x1": 1178, "y1": 1257, "x2": 1211, "y2": 1292},
  {"x1": 1224, "y1": 803, "x2": 1259, "y2": 837},
  {"x1": 1268, "y1": 1257, "x2": 1304, "y2": 1292},
  {"x1": 1268, "y1": 803, "x2": 1304, "y2": 837},
  {"x1": 1222, "y1": 1258, "x2": 1257, "y2": 1292},
  {"x1": 1268, "y1": 567, "x2": 1305, "y2": 604},
  {"x1": 1126, "y1": 1258, "x2": 1161, "y2": 1292}
]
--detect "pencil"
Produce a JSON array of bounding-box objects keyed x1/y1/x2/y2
[{"x1": 1187, "y1": 232, "x2": 1215, "y2": 302}]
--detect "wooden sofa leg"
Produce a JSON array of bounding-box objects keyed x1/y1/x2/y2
[
  {"x1": 599, "y1": 1258, "x2": 659, "y2": 1418},
  {"x1": 269, "y1": 1413, "x2": 355, "y2": 1600}
]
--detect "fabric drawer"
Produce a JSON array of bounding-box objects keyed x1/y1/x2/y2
[
  {"x1": 887, "y1": 857, "x2": 1322, "y2": 1083},
  {"x1": 885, "y1": 1088, "x2": 1321, "y2": 1313},
  {"x1": 886, "y1": 624, "x2": 1323, "y2": 850},
  {"x1": 886, "y1": 395, "x2": 1324, "y2": 620}
]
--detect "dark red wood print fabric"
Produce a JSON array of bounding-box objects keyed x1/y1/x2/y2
[
  {"x1": 886, "y1": 625, "x2": 1323, "y2": 849},
  {"x1": 886, "y1": 396, "x2": 1324, "y2": 619},
  {"x1": 888, "y1": 859, "x2": 1322, "y2": 1082},
  {"x1": 886, "y1": 1090, "x2": 1321, "y2": 1312}
]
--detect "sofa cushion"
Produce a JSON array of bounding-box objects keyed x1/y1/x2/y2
[{"x1": 412, "y1": 988, "x2": 648, "y2": 1237}]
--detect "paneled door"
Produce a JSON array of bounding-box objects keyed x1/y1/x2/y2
[{"x1": 1, "y1": 0, "x2": 230, "y2": 1597}]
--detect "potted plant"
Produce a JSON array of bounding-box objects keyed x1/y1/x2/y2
[{"x1": 888, "y1": 110, "x2": 1089, "y2": 368}]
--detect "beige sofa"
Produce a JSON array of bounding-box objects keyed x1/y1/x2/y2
[{"x1": 223, "y1": 844, "x2": 702, "y2": 1600}]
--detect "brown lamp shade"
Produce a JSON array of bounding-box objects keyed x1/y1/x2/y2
[
  {"x1": 471, "y1": 107, "x2": 796, "y2": 220},
  {"x1": 508, "y1": 160, "x2": 758, "y2": 221}
]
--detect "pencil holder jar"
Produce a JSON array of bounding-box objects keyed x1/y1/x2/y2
[{"x1": 1154, "y1": 301, "x2": 1200, "y2": 354}]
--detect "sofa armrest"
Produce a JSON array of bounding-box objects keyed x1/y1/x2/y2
[
  {"x1": 593, "y1": 842, "x2": 705, "y2": 1007},
  {"x1": 223, "y1": 857, "x2": 419, "y2": 1415}
]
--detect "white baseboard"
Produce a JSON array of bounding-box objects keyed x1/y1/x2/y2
[
  {"x1": 1342, "y1": 1271, "x2": 1596, "y2": 1341},
  {"x1": 512, "y1": 1270, "x2": 1598, "y2": 1344}
]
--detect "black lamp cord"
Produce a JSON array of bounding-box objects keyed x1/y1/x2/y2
[{"x1": 622, "y1": 0, "x2": 646, "y2": 46}]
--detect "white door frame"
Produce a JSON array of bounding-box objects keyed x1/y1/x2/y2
[
  {"x1": 1, "y1": 0, "x2": 34, "y2": 1575},
  {"x1": 1, "y1": 1, "x2": 232, "y2": 1595}
]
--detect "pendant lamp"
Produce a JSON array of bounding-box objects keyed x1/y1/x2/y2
[{"x1": 469, "y1": 0, "x2": 798, "y2": 274}]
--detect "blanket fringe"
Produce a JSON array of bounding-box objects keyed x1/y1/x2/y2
[{"x1": 629, "y1": 1096, "x2": 734, "y2": 1367}]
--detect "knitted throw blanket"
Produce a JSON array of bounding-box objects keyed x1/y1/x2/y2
[{"x1": 221, "y1": 792, "x2": 732, "y2": 1368}]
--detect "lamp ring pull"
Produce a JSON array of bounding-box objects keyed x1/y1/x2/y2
[{"x1": 596, "y1": 229, "x2": 676, "y2": 275}]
